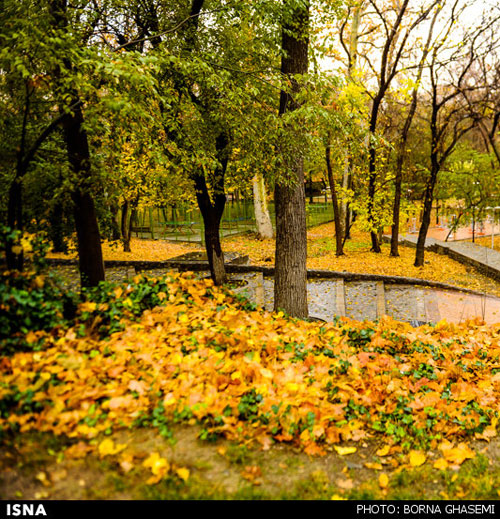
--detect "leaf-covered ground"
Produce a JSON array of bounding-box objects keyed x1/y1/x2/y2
[
  {"x1": 48, "y1": 237, "x2": 199, "y2": 263},
  {"x1": 1, "y1": 273, "x2": 499, "y2": 499}
]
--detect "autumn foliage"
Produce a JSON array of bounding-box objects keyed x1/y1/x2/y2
[{"x1": 1, "y1": 272, "x2": 498, "y2": 472}]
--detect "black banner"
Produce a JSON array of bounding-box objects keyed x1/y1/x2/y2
[{"x1": 1, "y1": 500, "x2": 498, "y2": 519}]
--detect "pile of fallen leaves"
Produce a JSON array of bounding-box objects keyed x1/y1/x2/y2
[{"x1": 1, "y1": 273, "x2": 499, "y2": 475}]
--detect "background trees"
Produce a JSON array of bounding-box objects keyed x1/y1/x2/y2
[{"x1": 2, "y1": 0, "x2": 500, "y2": 317}]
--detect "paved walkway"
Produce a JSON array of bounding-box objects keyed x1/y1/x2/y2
[
  {"x1": 232, "y1": 273, "x2": 500, "y2": 325},
  {"x1": 397, "y1": 232, "x2": 500, "y2": 280},
  {"x1": 52, "y1": 229, "x2": 500, "y2": 326},
  {"x1": 406, "y1": 221, "x2": 498, "y2": 242}
]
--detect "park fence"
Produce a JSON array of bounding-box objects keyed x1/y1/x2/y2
[{"x1": 129, "y1": 199, "x2": 334, "y2": 244}]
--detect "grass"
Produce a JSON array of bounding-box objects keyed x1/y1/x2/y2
[{"x1": 2, "y1": 429, "x2": 498, "y2": 500}]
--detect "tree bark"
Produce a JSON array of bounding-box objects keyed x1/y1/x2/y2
[
  {"x1": 252, "y1": 173, "x2": 273, "y2": 239},
  {"x1": 325, "y1": 141, "x2": 344, "y2": 256},
  {"x1": 194, "y1": 176, "x2": 226, "y2": 285},
  {"x1": 415, "y1": 160, "x2": 439, "y2": 267},
  {"x1": 61, "y1": 103, "x2": 105, "y2": 287},
  {"x1": 49, "y1": 0, "x2": 104, "y2": 288},
  {"x1": 367, "y1": 97, "x2": 382, "y2": 253},
  {"x1": 390, "y1": 154, "x2": 403, "y2": 257},
  {"x1": 6, "y1": 176, "x2": 23, "y2": 270},
  {"x1": 341, "y1": 2, "x2": 363, "y2": 240},
  {"x1": 49, "y1": 201, "x2": 67, "y2": 253},
  {"x1": 274, "y1": 1, "x2": 309, "y2": 318},
  {"x1": 121, "y1": 200, "x2": 131, "y2": 252},
  {"x1": 193, "y1": 131, "x2": 228, "y2": 285},
  {"x1": 110, "y1": 204, "x2": 121, "y2": 241}
]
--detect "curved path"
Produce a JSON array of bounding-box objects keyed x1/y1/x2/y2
[
  {"x1": 51, "y1": 263, "x2": 500, "y2": 326},
  {"x1": 231, "y1": 272, "x2": 500, "y2": 326}
]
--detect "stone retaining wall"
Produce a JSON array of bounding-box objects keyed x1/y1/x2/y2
[{"x1": 44, "y1": 258, "x2": 500, "y2": 300}]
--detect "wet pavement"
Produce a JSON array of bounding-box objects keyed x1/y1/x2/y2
[
  {"x1": 52, "y1": 264, "x2": 500, "y2": 326},
  {"x1": 230, "y1": 273, "x2": 500, "y2": 325}
]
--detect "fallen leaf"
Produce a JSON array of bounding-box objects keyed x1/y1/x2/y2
[
  {"x1": 176, "y1": 467, "x2": 190, "y2": 482},
  {"x1": 379, "y1": 473, "x2": 389, "y2": 488},
  {"x1": 376, "y1": 445, "x2": 391, "y2": 457},
  {"x1": 433, "y1": 458, "x2": 449, "y2": 471},
  {"x1": 409, "y1": 450, "x2": 426, "y2": 467},
  {"x1": 336, "y1": 478, "x2": 354, "y2": 490},
  {"x1": 334, "y1": 446, "x2": 357, "y2": 456}
]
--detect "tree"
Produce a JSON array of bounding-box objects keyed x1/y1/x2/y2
[
  {"x1": 390, "y1": 4, "x2": 441, "y2": 256},
  {"x1": 252, "y1": 174, "x2": 274, "y2": 240},
  {"x1": 273, "y1": 0, "x2": 310, "y2": 318},
  {"x1": 414, "y1": 3, "x2": 495, "y2": 266},
  {"x1": 346, "y1": 0, "x2": 438, "y2": 252},
  {"x1": 440, "y1": 146, "x2": 500, "y2": 242},
  {"x1": 0, "y1": 0, "x2": 106, "y2": 286}
]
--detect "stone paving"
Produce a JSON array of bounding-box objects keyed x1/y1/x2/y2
[
  {"x1": 52, "y1": 235, "x2": 500, "y2": 326},
  {"x1": 230, "y1": 273, "x2": 500, "y2": 325},
  {"x1": 396, "y1": 231, "x2": 500, "y2": 281}
]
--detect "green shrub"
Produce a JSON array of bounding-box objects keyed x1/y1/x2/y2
[{"x1": 0, "y1": 227, "x2": 78, "y2": 354}]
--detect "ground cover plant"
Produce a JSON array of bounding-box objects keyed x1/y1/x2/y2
[{"x1": 1, "y1": 270, "x2": 499, "y2": 499}]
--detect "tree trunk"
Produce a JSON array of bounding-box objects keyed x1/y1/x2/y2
[
  {"x1": 110, "y1": 204, "x2": 121, "y2": 241},
  {"x1": 71, "y1": 190, "x2": 105, "y2": 286},
  {"x1": 341, "y1": 2, "x2": 362, "y2": 238},
  {"x1": 274, "y1": 1, "x2": 309, "y2": 318},
  {"x1": 367, "y1": 97, "x2": 382, "y2": 253},
  {"x1": 204, "y1": 213, "x2": 226, "y2": 285},
  {"x1": 195, "y1": 174, "x2": 226, "y2": 285},
  {"x1": 415, "y1": 162, "x2": 439, "y2": 267},
  {"x1": 252, "y1": 173, "x2": 273, "y2": 239},
  {"x1": 121, "y1": 200, "x2": 131, "y2": 252},
  {"x1": 6, "y1": 176, "x2": 23, "y2": 270},
  {"x1": 129, "y1": 205, "x2": 138, "y2": 247},
  {"x1": 49, "y1": 0, "x2": 104, "y2": 288},
  {"x1": 325, "y1": 142, "x2": 344, "y2": 256},
  {"x1": 390, "y1": 156, "x2": 403, "y2": 257},
  {"x1": 194, "y1": 132, "x2": 228, "y2": 285},
  {"x1": 61, "y1": 103, "x2": 105, "y2": 287}
]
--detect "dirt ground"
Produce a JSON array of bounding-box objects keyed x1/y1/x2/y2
[{"x1": 1, "y1": 425, "x2": 499, "y2": 500}]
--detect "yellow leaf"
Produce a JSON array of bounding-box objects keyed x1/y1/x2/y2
[
  {"x1": 441, "y1": 443, "x2": 475, "y2": 465},
  {"x1": 25, "y1": 331, "x2": 38, "y2": 344},
  {"x1": 334, "y1": 446, "x2": 357, "y2": 456},
  {"x1": 376, "y1": 445, "x2": 390, "y2": 457},
  {"x1": 364, "y1": 462, "x2": 383, "y2": 470},
  {"x1": 260, "y1": 368, "x2": 273, "y2": 379},
  {"x1": 98, "y1": 438, "x2": 126, "y2": 458},
  {"x1": 433, "y1": 458, "x2": 449, "y2": 471},
  {"x1": 336, "y1": 478, "x2": 354, "y2": 490},
  {"x1": 409, "y1": 450, "x2": 426, "y2": 467},
  {"x1": 176, "y1": 467, "x2": 190, "y2": 481},
  {"x1": 143, "y1": 452, "x2": 169, "y2": 477},
  {"x1": 79, "y1": 301, "x2": 97, "y2": 313},
  {"x1": 379, "y1": 473, "x2": 389, "y2": 488}
]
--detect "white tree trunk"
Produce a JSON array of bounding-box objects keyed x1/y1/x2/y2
[{"x1": 252, "y1": 174, "x2": 273, "y2": 239}]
